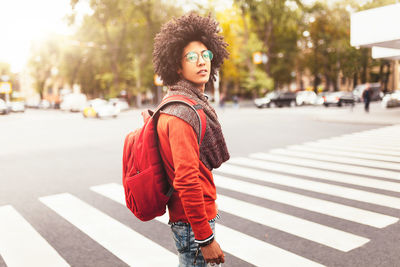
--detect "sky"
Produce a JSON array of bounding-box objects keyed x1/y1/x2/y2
[{"x1": 0, "y1": 0, "x2": 90, "y2": 72}]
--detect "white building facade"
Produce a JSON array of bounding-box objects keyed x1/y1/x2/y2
[{"x1": 351, "y1": 3, "x2": 400, "y2": 91}]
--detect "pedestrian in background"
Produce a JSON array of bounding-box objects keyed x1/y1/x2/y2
[
  {"x1": 153, "y1": 12, "x2": 230, "y2": 266},
  {"x1": 232, "y1": 95, "x2": 239, "y2": 109},
  {"x1": 362, "y1": 83, "x2": 371, "y2": 113}
]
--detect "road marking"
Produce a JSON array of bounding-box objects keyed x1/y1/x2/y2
[
  {"x1": 215, "y1": 224, "x2": 325, "y2": 267},
  {"x1": 249, "y1": 153, "x2": 400, "y2": 181},
  {"x1": 269, "y1": 149, "x2": 400, "y2": 171},
  {"x1": 227, "y1": 156, "x2": 400, "y2": 193},
  {"x1": 213, "y1": 175, "x2": 398, "y2": 228},
  {"x1": 287, "y1": 145, "x2": 400, "y2": 163},
  {"x1": 91, "y1": 183, "x2": 324, "y2": 266},
  {"x1": 304, "y1": 141, "x2": 400, "y2": 157},
  {"x1": 0, "y1": 205, "x2": 70, "y2": 267},
  {"x1": 39, "y1": 193, "x2": 177, "y2": 266},
  {"x1": 320, "y1": 139, "x2": 400, "y2": 152},
  {"x1": 217, "y1": 195, "x2": 369, "y2": 252},
  {"x1": 327, "y1": 138, "x2": 400, "y2": 150},
  {"x1": 216, "y1": 162, "x2": 400, "y2": 210}
]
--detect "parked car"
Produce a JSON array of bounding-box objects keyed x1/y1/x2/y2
[
  {"x1": 0, "y1": 99, "x2": 9, "y2": 114},
  {"x1": 38, "y1": 99, "x2": 51, "y2": 109},
  {"x1": 83, "y1": 99, "x2": 120, "y2": 118},
  {"x1": 296, "y1": 91, "x2": 317, "y2": 106},
  {"x1": 25, "y1": 99, "x2": 40, "y2": 109},
  {"x1": 60, "y1": 93, "x2": 88, "y2": 112},
  {"x1": 254, "y1": 91, "x2": 297, "y2": 108},
  {"x1": 254, "y1": 91, "x2": 275, "y2": 108},
  {"x1": 10, "y1": 101, "x2": 25, "y2": 112},
  {"x1": 381, "y1": 90, "x2": 400, "y2": 108},
  {"x1": 271, "y1": 91, "x2": 297, "y2": 107},
  {"x1": 353, "y1": 83, "x2": 383, "y2": 102},
  {"x1": 108, "y1": 98, "x2": 130, "y2": 111},
  {"x1": 314, "y1": 92, "x2": 327, "y2": 105},
  {"x1": 323, "y1": 91, "x2": 355, "y2": 107}
]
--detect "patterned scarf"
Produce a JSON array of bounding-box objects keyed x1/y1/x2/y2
[{"x1": 160, "y1": 79, "x2": 230, "y2": 170}]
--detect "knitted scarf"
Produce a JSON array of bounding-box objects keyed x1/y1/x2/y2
[{"x1": 160, "y1": 79, "x2": 230, "y2": 170}]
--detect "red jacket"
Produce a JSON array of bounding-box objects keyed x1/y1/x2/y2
[{"x1": 157, "y1": 113, "x2": 217, "y2": 242}]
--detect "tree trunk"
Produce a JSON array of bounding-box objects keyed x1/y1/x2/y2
[{"x1": 241, "y1": 6, "x2": 255, "y2": 78}]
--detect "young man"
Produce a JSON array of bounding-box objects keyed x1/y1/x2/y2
[{"x1": 153, "y1": 13, "x2": 230, "y2": 266}]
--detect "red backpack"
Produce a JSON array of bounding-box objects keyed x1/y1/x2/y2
[{"x1": 122, "y1": 95, "x2": 207, "y2": 221}]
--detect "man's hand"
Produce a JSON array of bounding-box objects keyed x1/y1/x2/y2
[
  {"x1": 141, "y1": 110, "x2": 151, "y2": 122},
  {"x1": 200, "y1": 240, "x2": 225, "y2": 265}
]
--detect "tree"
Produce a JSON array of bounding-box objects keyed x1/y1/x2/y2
[
  {"x1": 28, "y1": 36, "x2": 62, "y2": 99},
  {"x1": 68, "y1": 0, "x2": 182, "y2": 103},
  {"x1": 236, "y1": 0, "x2": 303, "y2": 89}
]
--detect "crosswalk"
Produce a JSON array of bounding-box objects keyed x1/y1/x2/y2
[{"x1": 1, "y1": 125, "x2": 400, "y2": 266}]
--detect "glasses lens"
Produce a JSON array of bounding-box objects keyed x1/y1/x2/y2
[
  {"x1": 186, "y1": 52, "x2": 198, "y2": 62},
  {"x1": 202, "y1": 50, "x2": 213, "y2": 61}
]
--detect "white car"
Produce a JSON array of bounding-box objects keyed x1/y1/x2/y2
[
  {"x1": 381, "y1": 90, "x2": 400, "y2": 108},
  {"x1": 0, "y1": 99, "x2": 9, "y2": 114},
  {"x1": 254, "y1": 91, "x2": 276, "y2": 108},
  {"x1": 10, "y1": 101, "x2": 25, "y2": 112},
  {"x1": 83, "y1": 98, "x2": 120, "y2": 118},
  {"x1": 296, "y1": 91, "x2": 317, "y2": 106},
  {"x1": 60, "y1": 93, "x2": 88, "y2": 112},
  {"x1": 109, "y1": 98, "x2": 130, "y2": 111},
  {"x1": 39, "y1": 100, "x2": 51, "y2": 109}
]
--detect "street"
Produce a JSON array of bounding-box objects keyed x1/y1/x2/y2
[{"x1": 1, "y1": 103, "x2": 400, "y2": 266}]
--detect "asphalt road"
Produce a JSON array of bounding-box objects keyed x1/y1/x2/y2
[{"x1": 1, "y1": 104, "x2": 399, "y2": 267}]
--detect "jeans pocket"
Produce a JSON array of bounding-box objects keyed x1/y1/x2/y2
[{"x1": 171, "y1": 224, "x2": 190, "y2": 253}]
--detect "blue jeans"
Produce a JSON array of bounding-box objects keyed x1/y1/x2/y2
[{"x1": 171, "y1": 221, "x2": 216, "y2": 267}]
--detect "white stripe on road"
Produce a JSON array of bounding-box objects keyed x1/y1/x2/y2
[
  {"x1": 217, "y1": 195, "x2": 369, "y2": 252},
  {"x1": 287, "y1": 145, "x2": 400, "y2": 163},
  {"x1": 304, "y1": 141, "x2": 400, "y2": 157},
  {"x1": 338, "y1": 134, "x2": 400, "y2": 145},
  {"x1": 39, "y1": 193, "x2": 177, "y2": 267},
  {"x1": 319, "y1": 139, "x2": 400, "y2": 152},
  {"x1": 215, "y1": 224, "x2": 324, "y2": 267},
  {"x1": 343, "y1": 131, "x2": 400, "y2": 139},
  {"x1": 0, "y1": 205, "x2": 70, "y2": 267},
  {"x1": 249, "y1": 153, "x2": 400, "y2": 181},
  {"x1": 269, "y1": 149, "x2": 400, "y2": 171},
  {"x1": 348, "y1": 132, "x2": 400, "y2": 140},
  {"x1": 327, "y1": 139, "x2": 400, "y2": 150},
  {"x1": 216, "y1": 162, "x2": 400, "y2": 210},
  {"x1": 91, "y1": 183, "x2": 324, "y2": 267},
  {"x1": 228, "y1": 156, "x2": 400, "y2": 193},
  {"x1": 213, "y1": 175, "x2": 398, "y2": 228}
]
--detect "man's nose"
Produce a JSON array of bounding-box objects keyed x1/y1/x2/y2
[{"x1": 197, "y1": 55, "x2": 206, "y2": 65}]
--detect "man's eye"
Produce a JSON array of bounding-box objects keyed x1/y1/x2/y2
[{"x1": 187, "y1": 54, "x2": 197, "y2": 61}]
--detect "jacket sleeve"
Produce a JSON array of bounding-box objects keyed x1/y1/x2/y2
[{"x1": 166, "y1": 116, "x2": 214, "y2": 242}]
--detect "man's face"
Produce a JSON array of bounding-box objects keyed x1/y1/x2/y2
[{"x1": 178, "y1": 41, "x2": 212, "y2": 92}]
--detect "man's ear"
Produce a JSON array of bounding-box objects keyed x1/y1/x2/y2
[{"x1": 177, "y1": 68, "x2": 182, "y2": 75}]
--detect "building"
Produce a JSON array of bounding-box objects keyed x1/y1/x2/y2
[{"x1": 351, "y1": 3, "x2": 400, "y2": 91}]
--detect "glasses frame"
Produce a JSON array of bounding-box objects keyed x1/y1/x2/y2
[{"x1": 183, "y1": 50, "x2": 213, "y2": 63}]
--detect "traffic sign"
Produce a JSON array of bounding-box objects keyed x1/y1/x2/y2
[
  {"x1": 0, "y1": 82, "x2": 12, "y2": 94},
  {"x1": 253, "y1": 52, "x2": 262, "y2": 64}
]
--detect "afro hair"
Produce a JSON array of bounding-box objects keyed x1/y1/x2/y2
[{"x1": 153, "y1": 12, "x2": 229, "y2": 86}]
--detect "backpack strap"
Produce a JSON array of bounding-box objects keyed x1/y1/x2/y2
[{"x1": 153, "y1": 95, "x2": 207, "y2": 145}]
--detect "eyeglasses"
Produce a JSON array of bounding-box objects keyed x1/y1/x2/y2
[{"x1": 183, "y1": 50, "x2": 213, "y2": 63}]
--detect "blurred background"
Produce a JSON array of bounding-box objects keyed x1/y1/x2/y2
[
  {"x1": 3, "y1": 1, "x2": 400, "y2": 266},
  {"x1": 1, "y1": 0, "x2": 400, "y2": 114}
]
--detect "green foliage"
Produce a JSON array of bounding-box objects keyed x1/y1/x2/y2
[
  {"x1": 243, "y1": 68, "x2": 274, "y2": 96},
  {"x1": 26, "y1": 0, "x2": 398, "y2": 101},
  {"x1": 28, "y1": 35, "x2": 63, "y2": 98}
]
